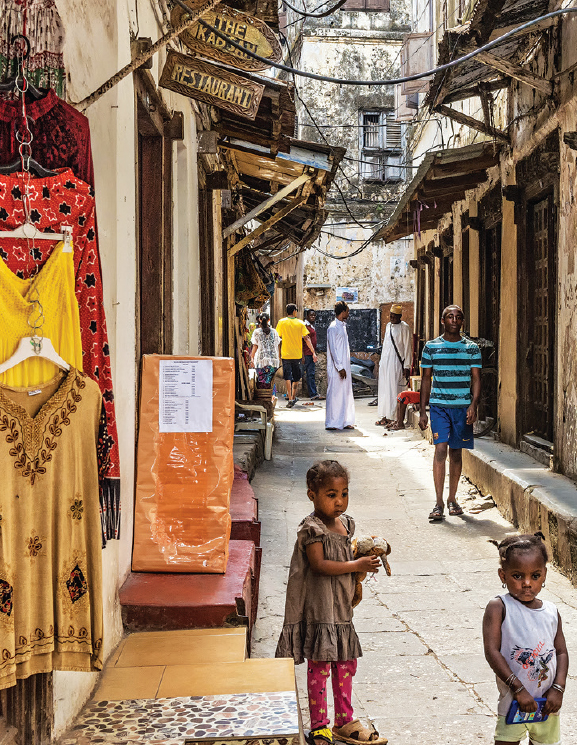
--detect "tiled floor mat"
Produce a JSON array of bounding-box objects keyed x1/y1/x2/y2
[{"x1": 60, "y1": 691, "x2": 300, "y2": 744}]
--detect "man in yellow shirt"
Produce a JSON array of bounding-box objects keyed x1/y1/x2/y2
[{"x1": 276, "y1": 304, "x2": 317, "y2": 408}]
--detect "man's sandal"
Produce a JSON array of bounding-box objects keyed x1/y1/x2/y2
[
  {"x1": 428, "y1": 505, "x2": 444, "y2": 521},
  {"x1": 332, "y1": 719, "x2": 388, "y2": 744},
  {"x1": 375, "y1": 417, "x2": 389, "y2": 426},
  {"x1": 306, "y1": 726, "x2": 334, "y2": 744},
  {"x1": 447, "y1": 501, "x2": 464, "y2": 516}
]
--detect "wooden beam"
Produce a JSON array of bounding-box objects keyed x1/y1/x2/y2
[
  {"x1": 445, "y1": 78, "x2": 509, "y2": 104},
  {"x1": 488, "y1": 16, "x2": 558, "y2": 42},
  {"x1": 436, "y1": 104, "x2": 509, "y2": 143},
  {"x1": 475, "y1": 51, "x2": 553, "y2": 95},
  {"x1": 223, "y1": 173, "x2": 311, "y2": 238},
  {"x1": 479, "y1": 86, "x2": 493, "y2": 131},
  {"x1": 227, "y1": 195, "x2": 306, "y2": 257}
]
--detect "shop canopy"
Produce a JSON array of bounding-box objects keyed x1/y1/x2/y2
[
  {"x1": 373, "y1": 142, "x2": 501, "y2": 243},
  {"x1": 425, "y1": 0, "x2": 554, "y2": 136}
]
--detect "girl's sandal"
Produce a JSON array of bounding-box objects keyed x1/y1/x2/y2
[
  {"x1": 332, "y1": 719, "x2": 388, "y2": 744},
  {"x1": 306, "y1": 726, "x2": 334, "y2": 744}
]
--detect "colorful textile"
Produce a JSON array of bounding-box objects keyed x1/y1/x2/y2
[
  {"x1": 256, "y1": 365, "x2": 277, "y2": 388},
  {"x1": 0, "y1": 89, "x2": 94, "y2": 187},
  {"x1": 0, "y1": 369, "x2": 104, "y2": 690},
  {"x1": 276, "y1": 514, "x2": 361, "y2": 665},
  {"x1": 307, "y1": 659, "x2": 357, "y2": 729},
  {"x1": 276, "y1": 316, "x2": 309, "y2": 360},
  {"x1": 420, "y1": 335, "x2": 482, "y2": 408},
  {"x1": 397, "y1": 390, "x2": 420, "y2": 405},
  {"x1": 494, "y1": 714, "x2": 560, "y2": 744},
  {"x1": 0, "y1": 169, "x2": 120, "y2": 543},
  {"x1": 0, "y1": 1, "x2": 66, "y2": 97},
  {"x1": 0, "y1": 240, "x2": 83, "y2": 386}
]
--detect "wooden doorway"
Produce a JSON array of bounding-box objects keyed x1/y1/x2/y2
[{"x1": 137, "y1": 97, "x2": 173, "y2": 356}]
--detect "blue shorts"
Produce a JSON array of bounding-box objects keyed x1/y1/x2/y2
[{"x1": 430, "y1": 405, "x2": 474, "y2": 449}]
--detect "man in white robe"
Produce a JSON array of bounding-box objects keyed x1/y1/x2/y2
[
  {"x1": 325, "y1": 301, "x2": 355, "y2": 430},
  {"x1": 376, "y1": 304, "x2": 412, "y2": 425}
]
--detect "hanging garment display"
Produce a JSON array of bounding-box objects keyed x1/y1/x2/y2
[
  {"x1": 0, "y1": 0, "x2": 66, "y2": 97},
  {"x1": 235, "y1": 251, "x2": 270, "y2": 308},
  {"x1": 0, "y1": 169, "x2": 120, "y2": 544},
  {"x1": 0, "y1": 239, "x2": 82, "y2": 386},
  {"x1": 0, "y1": 369, "x2": 104, "y2": 691},
  {"x1": 0, "y1": 89, "x2": 94, "y2": 186}
]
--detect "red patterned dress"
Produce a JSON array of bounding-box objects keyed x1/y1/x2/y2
[{"x1": 0, "y1": 169, "x2": 120, "y2": 544}]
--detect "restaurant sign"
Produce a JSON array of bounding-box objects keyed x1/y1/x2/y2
[
  {"x1": 160, "y1": 52, "x2": 264, "y2": 120},
  {"x1": 170, "y1": 2, "x2": 282, "y2": 72}
]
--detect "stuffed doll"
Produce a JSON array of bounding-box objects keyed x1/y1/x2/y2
[{"x1": 352, "y1": 535, "x2": 392, "y2": 607}]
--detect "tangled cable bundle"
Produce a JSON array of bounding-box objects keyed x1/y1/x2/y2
[{"x1": 352, "y1": 535, "x2": 392, "y2": 607}]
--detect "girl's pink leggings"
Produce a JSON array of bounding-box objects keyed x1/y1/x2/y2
[{"x1": 306, "y1": 659, "x2": 357, "y2": 730}]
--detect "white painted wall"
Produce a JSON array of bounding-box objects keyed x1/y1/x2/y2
[{"x1": 51, "y1": 0, "x2": 201, "y2": 735}]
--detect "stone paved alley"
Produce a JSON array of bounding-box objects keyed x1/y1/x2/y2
[{"x1": 250, "y1": 400, "x2": 577, "y2": 745}]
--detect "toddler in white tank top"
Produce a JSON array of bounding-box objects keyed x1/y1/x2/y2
[{"x1": 482, "y1": 532, "x2": 568, "y2": 745}]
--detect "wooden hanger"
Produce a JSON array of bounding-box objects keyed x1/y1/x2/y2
[{"x1": 0, "y1": 336, "x2": 70, "y2": 375}]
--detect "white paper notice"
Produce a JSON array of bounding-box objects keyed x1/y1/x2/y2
[{"x1": 159, "y1": 360, "x2": 213, "y2": 433}]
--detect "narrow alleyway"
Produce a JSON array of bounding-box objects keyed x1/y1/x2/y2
[{"x1": 251, "y1": 400, "x2": 577, "y2": 745}]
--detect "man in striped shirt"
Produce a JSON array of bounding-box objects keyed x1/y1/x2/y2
[{"x1": 419, "y1": 305, "x2": 482, "y2": 521}]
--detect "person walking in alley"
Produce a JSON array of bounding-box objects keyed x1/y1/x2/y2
[
  {"x1": 276, "y1": 460, "x2": 387, "y2": 746},
  {"x1": 250, "y1": 313, "x2": 281, "y2": 389},
  {"x1": 276, "y1": 303, "x2": 317, "y2": 408},
  {"x1": 419, "y1": 305, "x2": 481, "y2": 520},
  {"x1": 483, "y1": 533, "x2": 568, "y2": 745},
  {"x1": 376, "y1": 304, "x2": 412, "y2": 427},
  {"x1": 325, "y1": 301, "x2": 355, "y2": 430},
  {"x1": 302, "y1": 309, "x2": 322, "y2": 400}
]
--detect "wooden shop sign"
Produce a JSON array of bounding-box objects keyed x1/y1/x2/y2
[
  {"x1": 159, "y1": 52, "x2": 264, "y2": 120},
  {"x1": 170, "y1": 2, "x2": 282, "y2": 72}
]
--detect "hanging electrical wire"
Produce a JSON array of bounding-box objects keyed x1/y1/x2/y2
[
  {"x1": 280, "y1": 0, "x2": 350, "y2": 19},
  {"x1": 185, "y1": 8, "x2": 577, "y2": 85}
]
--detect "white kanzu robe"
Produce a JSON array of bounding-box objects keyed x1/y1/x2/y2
[
  {"x1": 326, "y1": 319, "x2": 355, "y2": 429},
  {"x1": 377, "y1": 320, "x2": 412, "y2": 419}
]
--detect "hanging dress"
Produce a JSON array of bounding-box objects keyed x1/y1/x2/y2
[
  {"x1": 0, "y1": 169, "x2": 120, "y2": 544},
  {"x1": 0, "y1": 368, "x2": 104, "y2": 690},
  {"x1": 0, "y1": 239, "x2": 83, "y2": 386}
]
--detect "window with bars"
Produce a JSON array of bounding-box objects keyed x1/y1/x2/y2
[
  {"x1": 359, "y1": 111, "x2": 404, "y2": 182},
  {"x1": 341, "y1": 0, "x2": 390, "y2": 10}
]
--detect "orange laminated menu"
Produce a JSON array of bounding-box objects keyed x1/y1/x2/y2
[{"x1": 132, "y1": 355, "x2": 235, "y2": 573}]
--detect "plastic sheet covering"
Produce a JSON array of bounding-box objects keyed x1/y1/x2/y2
[{"x1": 132, "y1": 355, "x2": 234, "y2": 573}]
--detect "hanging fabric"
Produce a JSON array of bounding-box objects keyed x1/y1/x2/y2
[
  {"x1": 0, "y1": 0, "x2": 66, "y2": 97},
  {"x1": 0, "y1": 368, "x2": 104, "y2": 690},
  {"x1": 0, "y1": 89, "x2": 95, "y2": 186},
  {"x1": 0, "y1": 169, "x2": 121, "y2": 544},
  {"x1": 0, "y1": 239, "x2": 82, "y2": 385}
]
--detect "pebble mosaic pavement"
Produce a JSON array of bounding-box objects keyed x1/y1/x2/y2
[{"x1": 59, "y1": 692, "x2": 300, "y2": 744}]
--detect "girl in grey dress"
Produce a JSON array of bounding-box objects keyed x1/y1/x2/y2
[{"x1": 276, "y1": 460, "x2": 387, "y2": 745}]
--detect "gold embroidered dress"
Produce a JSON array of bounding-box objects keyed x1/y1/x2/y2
[{"x1": 0, "y1": 369, "x2": 103, "y2": 690}]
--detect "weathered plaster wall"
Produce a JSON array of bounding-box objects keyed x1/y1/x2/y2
[
  {"x1": 52, "y1": 0, "x2": 202, "y2": 734},
  {"x1": 303, "y1": 220, "x2": 413, "y2": 311}
]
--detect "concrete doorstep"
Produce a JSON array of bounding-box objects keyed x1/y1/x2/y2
[{"x1": 408, "y1": 411, "x2": 577, "y2": 584}]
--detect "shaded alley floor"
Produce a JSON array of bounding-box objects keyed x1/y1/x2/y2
[{"x1": 250, "y1": 398, "x2": 577, "y2": 745}]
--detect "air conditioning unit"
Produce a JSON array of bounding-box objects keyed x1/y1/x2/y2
[
  {"x1": 401, "y1": 32, "x2": 434, "y2": 95},
  {"x1": 395, "y1": 84, "x2": 419, "y2": 122}
]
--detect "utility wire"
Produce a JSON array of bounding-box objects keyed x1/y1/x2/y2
[
  {"x1": 280, "y1": 0, "x2": 350, "y2": 18},
  {"x1": 192, "y1": 9, "x2": 576, "y2": 85}
]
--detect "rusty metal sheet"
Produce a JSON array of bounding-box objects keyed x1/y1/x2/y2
[
  {"x1": 159, "y1": 51, "x2": 264, "y2": 120},
  {"x1": 170, "y1": 2, "x2": 282, "y2": 72}
]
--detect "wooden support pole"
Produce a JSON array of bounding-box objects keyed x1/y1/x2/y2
[
  {"x1": 223, "y1": 173, "x2": 311, "y2": 238},
  {"x1": 435, "y1": 105, "x2": 509, "y2": 143},
  {"x1": 475, "y1": 51, "x2": 553, "y2": 95},
  {"x1": 227, "y1": 195, "x2": 306, "y2": 257}
]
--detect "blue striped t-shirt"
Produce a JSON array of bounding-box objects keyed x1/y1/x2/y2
[{"x1": 421, "y1": 336, "x2": 482, "y2": 408}]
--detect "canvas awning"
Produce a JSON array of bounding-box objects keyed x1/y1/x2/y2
[{"x1": 373, "y1": 142, "x2": 501, "y2": 243}]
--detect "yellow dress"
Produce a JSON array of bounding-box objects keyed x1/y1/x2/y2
[{"x1": 0, "y1": 241, "x2": 83, "y2": 387}]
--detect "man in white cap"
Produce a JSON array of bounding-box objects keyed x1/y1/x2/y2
[{"x1": 376, "y1": 304, "x2": 412, "y2": 426}]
